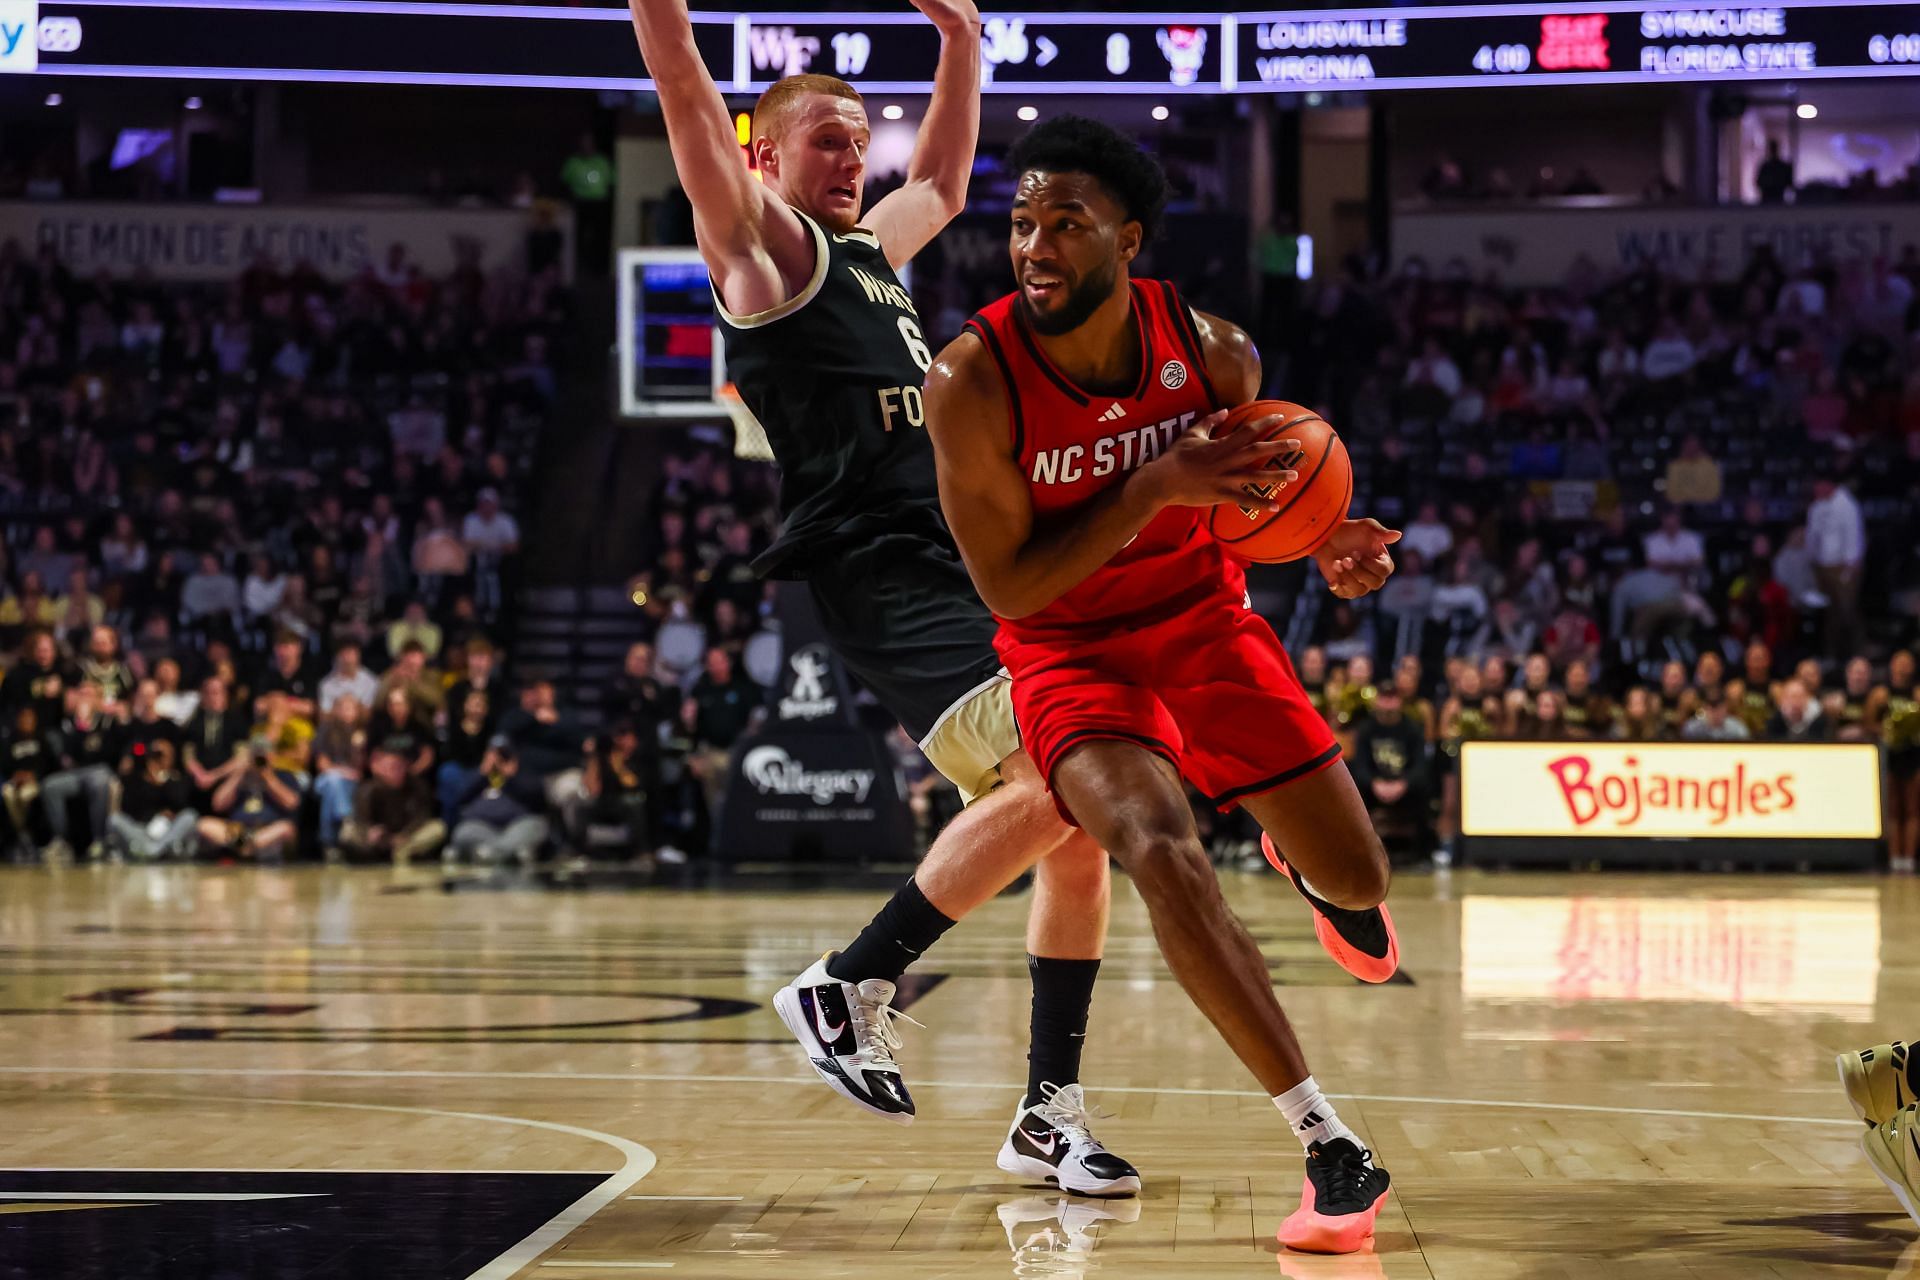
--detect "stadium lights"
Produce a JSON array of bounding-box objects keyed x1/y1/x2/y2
[
  {"x1": 1017, "y1": 104, "x2": 1038, "y2": 121},
  {"x1": 184, "y1": 96, "x2": 203, "y2": 110},
  {"x1": 882, "y1": 104, "x2": 905, "y2": 120},
  {"x1": 1151, "y1": 104, "x2": 1170, "y2": 120},
  {"x1": 44, "y1": 93, "x2": 61, "y2": 107},
  {"x1": 1796, "y1": 102, "x2": 1818, "y2": 118}
]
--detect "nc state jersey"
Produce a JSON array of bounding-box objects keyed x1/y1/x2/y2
[{"x1": 964, "y1": 279, "x2": 1240, "y2": 640}]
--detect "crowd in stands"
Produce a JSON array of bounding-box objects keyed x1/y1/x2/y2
[
  {"x1": 1414, "y1": 146, "x2": 1920, "y2": 206},
  {"x1": 0, "y1": 237, "x2": 573, "y2": 864},
  {"x1": 1236, "y1": 231, "x2": 1920, "y2": 866},
  {"x1": 6, "y1": 169, "x2": 1920, "y2": 873}
]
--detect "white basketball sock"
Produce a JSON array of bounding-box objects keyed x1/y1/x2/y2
[{"x1": 1274, "y1": 1075, "x2": 1359, "y2": 1151}]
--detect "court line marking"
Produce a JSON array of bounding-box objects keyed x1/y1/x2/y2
[
  {"x1": 0, "y1": 1191, "x2": 326, "y2": 1201},
  {"x1": 1, "y1": 1167, "x2": 613, "y2": 1174},
  {"x1": 45, "y1": 1088, "x2": 656, "y2": 1280},
  {"x1": 627, "y1": 1195, "x2": 743, "y2": 1201},
  {"x1": 0, "y1": 1065, "x2": 1857, "y2": 1129}
]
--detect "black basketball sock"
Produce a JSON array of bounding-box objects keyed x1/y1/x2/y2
[
  {"x1": 1025, "y1": 955, "x2": 1102, "y2": 1108},
  {"x1": 1905, "y1": 1042, "x2": 1920, "y2": 1097},
  {"x1": 827, "y1": 876, "x2": 956, "y2": 984}
]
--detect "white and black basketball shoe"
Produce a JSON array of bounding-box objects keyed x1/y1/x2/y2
[
  {"x1": 772, "y1": 952, "x2": 922, "y2": 1125},
  {"x1": 996, "y1": 1083, "x2": 1142, "y2": 1197}
]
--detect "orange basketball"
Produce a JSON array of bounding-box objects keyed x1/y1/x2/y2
[{"x1": 1203, "y1": 400, "x2": 1351, "y2": 564}]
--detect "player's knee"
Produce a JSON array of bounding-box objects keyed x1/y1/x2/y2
[
  {"x1": 1114, "y1": 827, "x2": 1212, "y2": 903},
  {"x1": 1038, "y1": 831, "x2": 1108, "y2": 892},
  {"x1": 1316, "y1": 835, "x2": 1390, "y2": 910}
]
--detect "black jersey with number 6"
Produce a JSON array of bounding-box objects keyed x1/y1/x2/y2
[{"x1": 718, "y1": 210, "x2": 942, "y2": 580}]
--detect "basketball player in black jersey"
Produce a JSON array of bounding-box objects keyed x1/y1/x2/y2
[{"x1": 628, "y1": 0, "x2": 1143, "y2": 1195}]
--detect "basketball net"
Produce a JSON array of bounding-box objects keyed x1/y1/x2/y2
[{"x1": 719, "y1": 382, "x2": 773, "y2": 462}]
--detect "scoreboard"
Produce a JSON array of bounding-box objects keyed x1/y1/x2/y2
[
  {"x1": 4, "y1": 0, "x2": 1919, "y2": 93},
  {"x1": 1236, "y1": 3, "x2": 1920, "y2": 90}
]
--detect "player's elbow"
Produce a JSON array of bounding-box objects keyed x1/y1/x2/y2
[
  {"x1": 931, "y1": 182, "x2": 970, "y2": 223},
  {"x1": 974, "y1": 578, "x2": 1036, "y2": 621},
  {"x1": 903, "y1": 173, "x2": 969, "y2": 224}
]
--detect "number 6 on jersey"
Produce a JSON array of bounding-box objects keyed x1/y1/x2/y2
[{"x1": 899, "y1": 316, "x2": 932, "y2": 372}]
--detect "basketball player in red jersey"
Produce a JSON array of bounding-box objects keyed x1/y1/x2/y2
[{"x1": 924, "y1": 116, "x2": 1401, "y2": 1253}]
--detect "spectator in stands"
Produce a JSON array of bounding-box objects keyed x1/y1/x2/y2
[
  {"x1": 1664, "y1": 434, "x2": 1723, "y2": 505},
  {"x1": 581, "y1": 720, "x2": 656, "y2": 862},
  {"x1": 41, "y1": 682, "x2": 119, "y2": 860},
  {"x1": 1405, "y1": 337, "x2": 1462, "y2": 400},
  {"x1": 340, "y1": 740, "x2": 445, "y2": 864},
  {"x1": 1613, "y1": 686, "x2": 1664, "y2": 741},
  {"x1": 181, "y1": 554, "x2": 241, "y2": 635},
  {"x1": 197, "y1": 732, "x2": 302, "y2": 861},
  {"x1": 1756, "y1": 139, "x2": 1794, "y2": 203},
  {"x1": 462, "y1": 490, "x2": 520, "y2": 557},
  {"x1": 77, "y1": 625, "x2": 135, "y2": 712},
  {"x1": 377, "y1": 642, "x2": 444, "y2": 718},
  {"x1": 2, "y1": 630, "x2": 67, "y2": 728},
  {"x1": 445, "y1": 639, "x2": 502, "y2": 725},
  {"x1": 1431, "y1": 556, "x2": 1490, "y2": 656},
  {"x1": 120, "y1": 680, "x2": 180, "y2": 769},
  {"x1": 1683, "y1": 688, "x2": 1751, "y2": 741},
  {"x1": 1644, "y1": 507, "x2": 1707, "y2": 583},
  {"x1": 1350, "y1": 685, "x2": 1430, "y2": 855},
  {"x1": 1470, "y1": 597, "x2": 1536, "y2": 660},
  {"x1": 369, "y1": 686, "x2": 434, "y2": 772},
  {"x1": 1807, "y1": 473, "x2": 1866, "y2": 661},
  {"x1": 57, "y1": 568, "x2": 103, "y2": 635},
  {"x1": 608, "y1": 642, "x2": 679, "y2": 742},
  {"x1": 1, "y1": 706, "x2": 53, "y2": 857},
  {"x1": 110, "y1": 739, "x2": 198, "y2": 861},
  {"x1": 241, "y1": 553, "x2": 288, "y2": 637},
  {"x1": 318, "y1": 643, "x2": 379, "y2": 715},
  {"x1": 255, "y1": 632, "x2": 319, "y2": 720},
  {"x1": 500, "y1": 680, "x2": 587, "y2": 842},
  {"x1": 387, "y1": 603, "x2": 444, "y2": 665},
  {"x1": 1642, "y1": 318, "x2": 1697, "y2": 384},
  {"x1": 153, "y1": 659, "x2": 198, "y2": 726},
  {"x1": 448, "y1": 737, "x2": 548, "y2": 865},
  {"x1": 1768, "y1": 678, "x2": 1832, "y2": 742},
  {"x1": 99, "y1": 514, "x2": 149, "y2": 583},
  {"x1": 682, "y1": 646, "x2": 762, "y2": 834},
  {"x1": 1832, "y1": 656, "x2": 1878, "y2": 742},
  {"x1": 1562, "y1": 660, "x2": 1612, "y2": 737},
  {"x1": 438, "y1": 689, "x2": 494, "y2": 825},
  {"x1": 1541, "y1": 602, "x2": 1602, "y2": 669},
  {"x1": 1401, "y1": 502, "x2": 1454, "y2": 564},
  {"x1": 313, "y1": 695, "x2": 370, "y2": 851},
  {"x1": 183, "y1": 677, "x2": 246, "y2": 804}
]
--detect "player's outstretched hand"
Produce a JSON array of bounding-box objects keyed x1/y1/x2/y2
[
  {"x1": 908, "y1": 0, "x2": 981, "y2": 33},
  {"x1": 1143, "y1": 410, "x2": 1300, "y2": 511},
  {"x1": 1312, "y1": 518, "x2": 1401, "y2": 599}
]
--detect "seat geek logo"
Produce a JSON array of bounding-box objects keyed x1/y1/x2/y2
[{"x1": 0, "y1": 0, "x2": 38, "y2": 73}]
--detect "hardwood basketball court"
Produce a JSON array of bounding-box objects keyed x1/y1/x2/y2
[{"x1": 0, "y1": 864, "x2": 1907, "y2": 1278}]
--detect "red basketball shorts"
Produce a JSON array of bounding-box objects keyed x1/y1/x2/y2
[{"x1": 997, "y1": 598, "x2": 1341, "y2": 825}]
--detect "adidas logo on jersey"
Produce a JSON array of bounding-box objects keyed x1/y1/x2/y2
[{"x1": 1098, "y1": 402, "x2": 1128, "y2": 423}]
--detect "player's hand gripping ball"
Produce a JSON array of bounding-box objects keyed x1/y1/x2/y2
[{"x1": 1203, "y1": 400, "x2": 1352, "y2": 564}]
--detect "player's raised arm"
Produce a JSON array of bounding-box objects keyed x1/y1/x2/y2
[
  {"x1": 627, "y1": 0, "x2": 809, "y2": 314},
  {"x1": 863, "y1": 0, "x2": 982, "y2": 270},
  {"x1": 1192, "y1": 307, "x2": 1401, "y2": 600},
  {"x1": 925, "y1": 334, "x2": 1296, "y2": 621}
]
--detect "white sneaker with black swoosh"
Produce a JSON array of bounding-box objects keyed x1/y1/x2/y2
[
  {"x1": 996, "y1": 1083, "x2": 1141, "y2": 1197},
  {"x1": 772, "y1": 952, "x2": 922, "y2": 1124}
]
